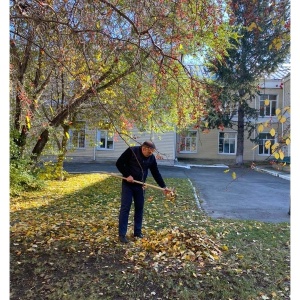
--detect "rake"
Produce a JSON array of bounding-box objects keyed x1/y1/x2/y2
[{"x1": 99, "y1": 171, "x2": 177, "y2": 201}]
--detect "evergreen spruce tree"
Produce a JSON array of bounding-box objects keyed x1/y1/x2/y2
[{"x1": 204, "y1": 0, "x2": 290, "y2": 165}]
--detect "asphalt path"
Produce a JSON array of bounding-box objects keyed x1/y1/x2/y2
[{"x1": 63, "y1": 162, "x2": 290, "y2": 224}]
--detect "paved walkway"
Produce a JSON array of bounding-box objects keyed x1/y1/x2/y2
[
  {"x1": 63, "y1": 161, "x2": 290, "y2": 224},
  {"x1": 176, "y1": 163, "x2": 290, "y2": 223},
  {"x1": 174, "y1": 161, "x2": 290, "y2": 181}
]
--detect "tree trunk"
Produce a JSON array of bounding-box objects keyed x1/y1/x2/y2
[
  {"x1": 31, "y1": 129, "x2": 49, "y2": 161},
  {"x1": 236, "y1": 102, "x2": 245, "y2": 166},
  {"x1": 31, "y1": 64, "x2": 137, "y2": 158},
  {"x1": 30, "y1": 95, "x2": 89, "y2": 159},
  {"x1": 54, "y1": 125, "x2": 69, "y2": 181}
]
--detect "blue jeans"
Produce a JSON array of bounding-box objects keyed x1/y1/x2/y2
[{"x1": 119, "y1": 181, "x2": 145, "y2": 236}]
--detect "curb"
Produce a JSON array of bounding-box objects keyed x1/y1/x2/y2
[
  {"x1": 174, "y1": 163, "x2": 290, "y2": 181},
  {"x1": 174, "y1": 163, "x2": 229, "y2": 169},
  {"x1": 254, "y1": 167, "x2": 290, "y2": 181}
]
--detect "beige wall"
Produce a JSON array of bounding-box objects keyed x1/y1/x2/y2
[
  {"x1": 176, "y1": 129, "x2": 262, "y2": 162},
  {"x1": 64, "y1": 128, "x2": 176, "y2": 165},
  {"x1": 177, "y1": 74, "x2": 290, "y2": 163},
  {"x1": 43, "y1": 74, "x2": 290, "y2": 165}
]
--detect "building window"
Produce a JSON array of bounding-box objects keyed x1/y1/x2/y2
[
  {"x1": 96, "y1": 130, "x2": 114, "y2": 150},
  {"x1": 258, "y1": 133, "x2": 275, "y2": 155},
  {"x1": 259, "y1": 94, "x2": 277, "y2": 117},
  {"x1": 179, "y1": 130, "x2": 197, "y2": 153},
  {"x1": 219, "y1": 132, "x2": 236, "y2": 154},
  {"x1": 69, "y1": 122, "x2": 86, "y2": 149}
]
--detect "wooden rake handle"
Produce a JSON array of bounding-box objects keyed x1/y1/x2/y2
[{"x1": 99, "y1": 171, "x2": 166, "y2": 192}]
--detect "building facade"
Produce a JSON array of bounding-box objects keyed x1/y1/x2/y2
[
  {"x1": 48, "y1": 68, "x2": 290, "y2": 165},
  {"x1": 60, "y1": 127, "x2": 177, "y2": 165},
  {"x1": 176, "y1": 68, "x2": 290, "y2": 163}
]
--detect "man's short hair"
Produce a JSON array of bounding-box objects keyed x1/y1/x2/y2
[{"x1": 141, "y1": 140, "x2": 156, "y2": 150}]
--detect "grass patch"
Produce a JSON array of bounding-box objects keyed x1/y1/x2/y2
[{"x1": 10, "y1": 174, "x2": 290, "y2": 299}]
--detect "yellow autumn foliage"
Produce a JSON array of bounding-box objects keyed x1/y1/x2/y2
[
  {"x1": 258, "y1": 124, "x2": 264, "y2": 133},
  {"x1": 265, "y1": 140, "x2": 271, "y2": 149},
  {"x1": 269, "y1": 128, "x2": 276, "y2": 137}
]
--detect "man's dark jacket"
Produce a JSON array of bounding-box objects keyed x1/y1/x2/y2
[{"x1": 116, "y1": 146, "x2": 166, "y2": 188}]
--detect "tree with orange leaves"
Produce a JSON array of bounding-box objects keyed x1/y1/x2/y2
[{"x1": 10, "y1": 0, "x2": 237, "y2": 167}]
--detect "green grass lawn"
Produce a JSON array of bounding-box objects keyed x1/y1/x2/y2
[{"x1": 10, "y1": 174, "x2": 290, "y2": 299}]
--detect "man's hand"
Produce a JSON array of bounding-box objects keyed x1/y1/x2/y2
[
  {"x1": 163, "y1": 187, "x2": 176, "y2": 201},
  {"x1": 163, "y1": 187, "x2": 172, "y2": 196},
  {"x1": 126, "y1": 175, "x2": 134, "y2": 182}
]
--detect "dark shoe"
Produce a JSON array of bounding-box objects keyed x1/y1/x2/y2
[
  {"x1": 119, "y1": 235, "x2": 129, "y2": 243},
  {"x1": 134, "y1": 233, "x2": 144, "y2": 238}
]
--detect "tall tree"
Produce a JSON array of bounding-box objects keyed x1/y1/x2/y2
[
  {"x1": 10, "y1": 0, "x2": 237, "y2": 161},
  {"x1": 202, "y1": 0, "x2": 290, "y2": 165}
]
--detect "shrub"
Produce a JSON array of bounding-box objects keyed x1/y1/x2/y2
[
  {"x1": 10, "y1": 131, "x2": 44, "y2": 196},
  {"x1": 36, "y1": 161, "x2": 69, "y2": 181}
]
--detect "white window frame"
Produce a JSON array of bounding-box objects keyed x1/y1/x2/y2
[
  {"x1": 218, "y1": 132, "x2": 237, "y2": 155},
  {"x1": 69, "y1": 122, "x2": 86, "y2": 149},
  {"x1": 259, "y1": 94, "x2": 277, "y2": 117},
  {"x1": 96, "y1": 130, "x2": 114, "y2": 150},
  {"x1": 258, "y1": 133, "x2": 276, "y2": 155},
  {"x1": 179, "y1": 130, "x2": 198, "y2": 153}
]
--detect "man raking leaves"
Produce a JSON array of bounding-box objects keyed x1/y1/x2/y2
[
  {"x1": 115, "y1": 140, "x2": 172, "y2": 243},
  {"x1": 103, "y1": 172, "x2": 176, "y2": 201}
]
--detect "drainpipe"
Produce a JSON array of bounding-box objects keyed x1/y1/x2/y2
[
  {"x1": 282, "y1": 76, "x2": 290, "y2": 157},
  {"x1": 93, "y1": 129, "x2": 96, "y2": 161},
  {"x1": 282, "y1": 80, "x2": 284, "y2": 155},
  {"x1": 253, "y1": 91, "x2": 257, "y2": 162},
  {"x1": 281, "y1": 77, "x2": 289, "y2": 156},
  {"x1": 174, "y1": 129, "x2": 177, "y2": 164}
]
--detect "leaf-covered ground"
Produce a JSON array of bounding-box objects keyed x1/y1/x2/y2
[{"x1": 10, "y1": 174, "x2": 290, "y2": 299}]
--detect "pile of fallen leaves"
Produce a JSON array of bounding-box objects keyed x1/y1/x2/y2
[{"x1": 124, "y1": 227, "x2": 223, "y2": 272}]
